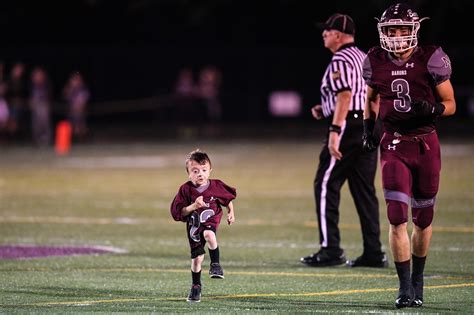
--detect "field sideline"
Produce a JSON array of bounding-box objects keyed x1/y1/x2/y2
[{"x1": 1, "y1": 139, "x2": 473, "y2": 313}]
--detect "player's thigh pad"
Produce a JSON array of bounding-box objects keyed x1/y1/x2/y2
[{"x1": 382, "y1": 159, "x2": 411, "y2": 226}]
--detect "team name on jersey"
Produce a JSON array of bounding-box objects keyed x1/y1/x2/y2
[{"x1": 391, "y1": 70, "x2": 407, "y2": 76}]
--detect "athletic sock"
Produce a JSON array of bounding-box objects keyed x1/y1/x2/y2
[
  {"x1": 209, "y1": 247, "x2": 220, "y2": 264},
  {"x1": 395, "y1": 260, "x2": 411, "y2": 294},
  {"x1": 191, "y1": 270, "x2": 201, "y2": 286},
  {"x1": 411, "y1": 254, "x2": 426, "y2": 297}
]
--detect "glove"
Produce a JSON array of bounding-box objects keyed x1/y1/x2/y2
[
  {"x1": 411, "y1": 100, "x2": 445, "y2": 117},
  {"x1": 362, "y1": 118, "x2": 378, "y2": 152}
]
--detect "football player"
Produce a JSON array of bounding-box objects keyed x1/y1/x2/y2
[
  {"x1": 362, "y1": 3, "x2": 456, "y2": 308},
  {"x1": 170, "y1": 149, "x2": 236, "y2": 302}
]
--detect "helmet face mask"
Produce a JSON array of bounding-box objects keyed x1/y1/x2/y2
[
  {"x1": 377, "y1": 3, "x2": 426, "y2": 53},
  {"x1": 378, "y1": 22, "x2": 420, "y2": 53}
]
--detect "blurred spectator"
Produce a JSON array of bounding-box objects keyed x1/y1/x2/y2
[
  {"x1": 197, "y1": 65, "x2": 222, "y2": 122},
  {"x1": 0, "y1": 81, "x2": 9, "y2": 138},
  {"x1": 29, "y1": 66, "x2": 52, "y2": 147},
  {"x1": 63, "y1": 71, "x2": 90, "y2": 139},
  {"x1": 174, "y1": 67, "x2": 196, "y2": 98},
  {"x1": 0, "y1": 62, "x2": 7, "y2": 139},
  {"x1": 6, "y1": 62, "x2": 28, "y2": 137},
  {"x1": 172, "y1": 67, "x2": 199, "y2": 121}
]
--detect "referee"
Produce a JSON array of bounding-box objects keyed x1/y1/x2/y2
[{"x1": 300, "y1": 13, "x2": 387, "y2": 268}]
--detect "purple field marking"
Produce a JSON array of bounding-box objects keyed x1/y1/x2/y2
[{"x1": 0, "y1": 245, "x2": 121, "y2": 260}]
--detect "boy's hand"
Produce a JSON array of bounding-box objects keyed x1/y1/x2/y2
[
  {"x1": 227, "y1": 211, "x2": 235, "y2": 225},
  {"x1": 194, "y1": 196, "x2": 208, "y2": 209}
]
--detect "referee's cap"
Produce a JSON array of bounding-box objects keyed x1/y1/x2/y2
[{"x1": 317, "y1": 13, "x2": 355, "y2": 35}]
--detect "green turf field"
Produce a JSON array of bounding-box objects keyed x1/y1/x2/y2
[{"x1": 1, "y1": 139, "x2": 473, "y2": 313}]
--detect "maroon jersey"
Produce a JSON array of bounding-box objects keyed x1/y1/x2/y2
[
  {"x1": 170, "y1": 179, "x2": 236, "y2": 226},
  {"x1": 363, "y1": 45, "x2": 452, "y2": 135}
]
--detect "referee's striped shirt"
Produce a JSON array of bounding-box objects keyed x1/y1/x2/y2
[{"x1": 320, "y1": 43, "x2": 367, "y2": 118}]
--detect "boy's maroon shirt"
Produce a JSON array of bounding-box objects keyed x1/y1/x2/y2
[{"x1": 170, "y1": 179, "x2": 236, "y2": 225}]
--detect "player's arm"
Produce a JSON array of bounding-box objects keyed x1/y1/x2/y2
[
  {"x1": 436, "y1": 79, "x2": 456, "y2": 116},
  {"x1": 362, "y1": 86, "x2": 380, "y2": 152},
  {"x1": 226, "y1": 201, "x2": 235, "y2": 225},
  {"x1": 364, "y1": 86, "x2": 380, "y2": 120}
]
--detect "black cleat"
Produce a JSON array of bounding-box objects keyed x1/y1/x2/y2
[
  {"x1": 346, "y1": 253, "x2": 389, "y2": 268},
  {"x1": 300, "y1": 249, "x2": 346, "y2": 267},
  {"x1": 209, "y1": 263, "x2": 224, "y2": 279},
  {"x1": 186, "y1": 284, "x2": 201, "y2": 302},
  {"x1": 411, "y1": 296, "x2": 423, "y2": 307},
  {"x1": 395, "y1": 286, "x2": 414, "y2": 309},
  {"x1": 395, "y1": 294, "x2": 413, "y2": 308}
]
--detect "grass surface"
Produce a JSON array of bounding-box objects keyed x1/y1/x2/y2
[{"x1": 0, "y1": 139, "x2": 473, "y2": 313}]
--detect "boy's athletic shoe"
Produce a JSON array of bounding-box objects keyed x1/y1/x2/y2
[
  {"x1": 186, "y1": 284, "x2": 201, "y2": 302},
  {"x1": 209, "y1": 263, "x2": 224, "y2": 279}
]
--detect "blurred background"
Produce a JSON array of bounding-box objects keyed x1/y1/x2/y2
[{"x1": 0, "y1": 0, "x2": 472, "y2": 144}]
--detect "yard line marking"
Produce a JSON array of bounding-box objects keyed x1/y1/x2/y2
[
  {"x1": 4, "y1": 267, "x2": 472, "y2": 281},
  {"x1": 5, "y1": 282, "x2": 473, "y2": 307},
  {"x1": 210, "y1": 282, "x2": 474, "y2": 299},
  {"x1": 0, "y1": 216, "x2": 147, "y2": 225},
  {"x1": 1, "y1": 216, "x2": 473, "y2": 233}
]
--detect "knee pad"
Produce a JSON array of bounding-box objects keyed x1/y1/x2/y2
[
  {"x1": 412, "y1": 206, "x2": 434, "y2": 229},
  {"x1": 387, "y1": 200, "x2": 408, "y2": 226}
]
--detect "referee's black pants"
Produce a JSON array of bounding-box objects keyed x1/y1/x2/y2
[{"x1": 313, "y1": 117, "x2": 383, "y2": 256}]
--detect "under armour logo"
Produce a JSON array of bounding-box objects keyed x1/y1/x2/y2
[
  {"x1": 405, "y1": 63, "x2": 414, "y2": 68},
  {"x1": 388, "y1": 145, "x2": 397, "y2": 151}
]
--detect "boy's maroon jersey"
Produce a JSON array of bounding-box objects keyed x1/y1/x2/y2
[
  {"x1": 170, "y1": 179, "x2": 236, "y2": 225},
  {"x1": 363, "y1": 45, "x2": 452, "y2": 135}
]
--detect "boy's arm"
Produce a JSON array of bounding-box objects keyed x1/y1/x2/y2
[
  {"x1": 181, "y1": 196, "x2": 207, "y2": 217},
  {"x1": 226, "y1": 201, "x2": 235, "y2": 225}
]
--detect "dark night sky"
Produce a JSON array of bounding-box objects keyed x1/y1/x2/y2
[{"x1": 1, "y1": 0, "x2": 472, "y2": 119}]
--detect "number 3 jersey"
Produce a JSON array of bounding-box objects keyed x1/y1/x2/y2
[
  {"x1": 362, "y1": 45, "x2": 452, "y2": 135},
  {"x1": 170, "y1": 179, "x2": 237, "y2": 226}
]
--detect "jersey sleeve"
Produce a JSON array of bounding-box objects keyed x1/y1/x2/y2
[
  {"x1": 427, "y1": 47, "x2": 452, "y2": 85},
  {"x1": 362, "y1": 55, "x2": 375, "y2": 88},
  {"x1": 214, "y1": 180, "x2": 237, "y2": 207},
  {"x1": 170, "y1": 184, "x2": 189, "y2": 222},
  {"x1": 328, "y1": 58, "x2": 352, "y2": 93}
]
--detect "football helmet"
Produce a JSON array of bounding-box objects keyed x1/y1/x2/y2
[{"x1": 377, "y1": 3, "x2": 428, "y2": 53}]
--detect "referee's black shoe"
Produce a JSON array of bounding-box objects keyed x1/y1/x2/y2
[
  {"x1": 346, "y1": 253, "x2": 389, "y2": 268},
  {"x1": 300, "y1": 248, "x2": 346, "y2": 267}
]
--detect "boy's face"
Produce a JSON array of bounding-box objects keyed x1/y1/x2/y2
[{"x1": 187, "y1": 160, "x2": 212, "y2": 187}]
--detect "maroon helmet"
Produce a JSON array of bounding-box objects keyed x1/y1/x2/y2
[{"x1": 377, "y1": 3, "x2": 429, "y2": 53}]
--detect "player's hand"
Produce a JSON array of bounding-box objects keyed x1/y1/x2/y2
[
  {"x1": 227, "y1": 211, "x2": 235, "y2": 225},
  {"x1": 194, "y1": 196, "x2": 208, "y2": 209},
  {"x1": 411, "y1": 100, "x2": 445, "y2": 117},
  {"x1": 328, "y1": 132, "x2": 342, "y2": 160},
  {"x1": 311, "y1": 105, "x2": 323, "y2": 120},
  {"x1": 362, "y1": 118, "x2": 378, "y2": 152},
  {"x1": 362, "y1": 133, "x2": 378, "y2": 152}
]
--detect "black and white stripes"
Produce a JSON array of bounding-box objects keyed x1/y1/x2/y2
[{"x1": 320, "y1": 44, "x2": 367, "y2": 118}]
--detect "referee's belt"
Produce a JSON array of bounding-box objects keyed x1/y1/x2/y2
[{"x1": 327, "y1": 111, "x2": 363, "y2": 120}]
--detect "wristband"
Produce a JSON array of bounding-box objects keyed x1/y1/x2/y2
[
  {"x1": 433, "y1": 102, "x2": 446, "y2": 116},
  {"x1": 329, "y1": 124, "x2": 342, "y2": 135}
]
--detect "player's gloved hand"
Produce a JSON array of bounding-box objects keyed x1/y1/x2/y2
[
  {"x1": 362, "y1": 118, "x2": 379, "y2": 152},
  {"x1": 411, "y1": 100, "x2": 445, "y2": 117}
]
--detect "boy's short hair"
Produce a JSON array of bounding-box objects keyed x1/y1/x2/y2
[{"x1": 185, "y1": 149, "x2": 212, "y2": 172}]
